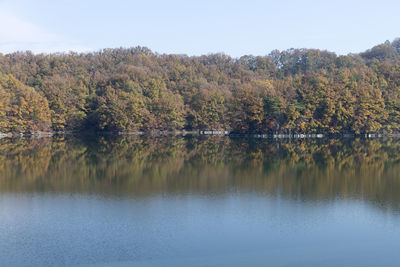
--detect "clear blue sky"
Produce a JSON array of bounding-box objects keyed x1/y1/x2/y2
[{"x1": 0, "y1": 0, "x2": 399, "y2": 57}]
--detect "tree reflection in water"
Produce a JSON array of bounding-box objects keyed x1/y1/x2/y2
[{"x1": 1, "y1": 136, "x2": 400, "y2": 213}]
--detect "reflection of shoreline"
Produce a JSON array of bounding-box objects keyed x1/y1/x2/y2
[{"x1": 1, "y1": 137, "x2": 400, "y2": 213}]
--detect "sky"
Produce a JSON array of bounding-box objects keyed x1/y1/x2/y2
[{"x1": 0, "y1": 0, "x2": 399, "y2": 57}]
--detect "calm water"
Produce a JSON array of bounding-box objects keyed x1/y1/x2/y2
[{"x1": 1, "y1": 136, "x2": 400, "y2": 266}]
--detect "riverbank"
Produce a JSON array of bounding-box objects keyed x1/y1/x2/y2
[
  {"x1": 0, "y1": 131, "x2": 54, "y2": 139},
  {"x1": 2, "y1": 130, "x2": 400, "y2": 139}
]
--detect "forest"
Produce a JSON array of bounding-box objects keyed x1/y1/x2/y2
[{"x1": 1, "y1": 39, "x2": 400, "y2": 134}]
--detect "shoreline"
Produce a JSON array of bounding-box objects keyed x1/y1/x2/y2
[
  {"x1": 0, "y1": 131, "x2": 54, "y2": 139},
  {"x1": 2, "y1": 131, "x2": 400, "y2": 139}
]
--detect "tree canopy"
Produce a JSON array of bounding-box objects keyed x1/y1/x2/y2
[{"x1": 1, "y1": 39, "x2": 400, "y2": 134}]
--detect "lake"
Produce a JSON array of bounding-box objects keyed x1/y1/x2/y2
[{"x1": 1, "y1": 136, "x2": 400, "y2": 266}]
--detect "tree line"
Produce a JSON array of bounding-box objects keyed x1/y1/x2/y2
[{"x1": 1, "y1": 39, "x2": 400, "y2": 134}]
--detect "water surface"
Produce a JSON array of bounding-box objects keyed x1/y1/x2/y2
[{"x1": 1, "y1": 136, "x2": 400, "y2": 266}]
